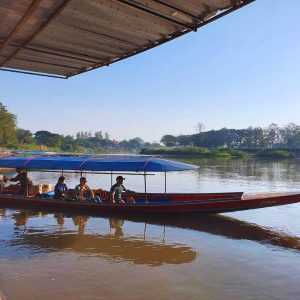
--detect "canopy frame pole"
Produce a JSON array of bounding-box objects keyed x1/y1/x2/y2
[
  {"x1": 164, "y1": 171, "x2": 167, "y2": 194},
  {"x1": 111, "y1": 171, "x2": 113, "y2": 186},
  {"x1": 144, "y1": 171, "x2": 148, "y2": 203},
  {"x1": 61, "y1": 169, "x2": 64, "y2": 176}
]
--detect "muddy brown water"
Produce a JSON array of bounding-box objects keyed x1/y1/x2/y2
[{"x1": 1, "y1": 157, "x2": 300, "y2": 299}]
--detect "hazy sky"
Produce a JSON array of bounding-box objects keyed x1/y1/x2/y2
[{"x1": 1, "y1": 0, "x2": 299, "y2": 142}]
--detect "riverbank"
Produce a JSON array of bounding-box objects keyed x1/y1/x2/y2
[{"x1": 141, "y1": 147, "x2": 294, "y2": 159}]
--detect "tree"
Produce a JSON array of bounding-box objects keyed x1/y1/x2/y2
[
  {"x1": 195, "y1": 122, "x2": 205, "y2": 133},
  {"x1": 95, "y1": 131, "x2": 103, "y2": 140},
  {"x1": 16, "y1": 129, "x2": 34, "y2": 144},
  {"x1": 34, "y1": 130, "x2": 63, "y2": 147},
  {"x1": 281, "y1": 123, "x2": 300, "y2": 147},
  {"x1": 252, "y1": 127, "x2": 266, "y2": 147},
  {"x1": 104, "y1": 132, "x2": 110, "y2": 140},
  {"x1": 160, "y1": 135, "x2": 177, "y2": 146},
  {"x1": 0, "y1": 102, "x2": 17, "y2": 147},
  {"x1": 266, "y1": 123, "x2": 281, "y2": 147}
]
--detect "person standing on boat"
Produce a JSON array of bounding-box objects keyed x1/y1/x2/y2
[
  {"x1": 73, "y1": 177, "x2": 101, "y2": 203},
  {"x1": 54, "y1": 176, "x2": 68, "y2": 199},
  {"x1": 7, "y1": 168, "x2": 32, "y2": 196},
  {"x1": 110, "y1": 176, "x2": 134, "y2": 203}
]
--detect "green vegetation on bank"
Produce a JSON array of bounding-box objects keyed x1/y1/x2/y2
[
  {"x1": 141, "y1": 147, "x2": 249, "y2": 158},
  {"x1": 160, "y1": 123, "x2": 300, "y2": 148},
  {"x1": 256, "y1": 149, "x2": 294, "y2": 158},
  {"x1": 141, "y1": 147, "x2": 295, "y2": 159}
]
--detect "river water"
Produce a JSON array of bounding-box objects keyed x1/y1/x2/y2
[{"x1": 1, "y1": 157, "x2": 300, "y2": 300}]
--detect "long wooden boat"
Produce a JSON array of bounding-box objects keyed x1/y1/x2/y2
[
  {"x1": 0, "y1": 191, "x2": 300, "y2": 215},
  {"x1": 0, "y1": 155, "x2": 300, "y2": 215}
]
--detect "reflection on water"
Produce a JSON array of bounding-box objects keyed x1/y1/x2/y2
[
  {"x1": 3, "y1": 209, "x2": 198, "y2": 266},
  {"x1": 1, "y1": 209, "x2": 300, "y2": 299},
  {"x1": 2, "y1": 209, "x2": 300, "y2": 261}
]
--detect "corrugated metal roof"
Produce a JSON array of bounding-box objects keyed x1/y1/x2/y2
[{"x1": 0, "y1": 0, "x2": 255, "y2": 78}]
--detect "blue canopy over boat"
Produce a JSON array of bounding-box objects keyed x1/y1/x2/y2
[{"x1": 0, "y1": 156, "x2": 196, "y2": 172}]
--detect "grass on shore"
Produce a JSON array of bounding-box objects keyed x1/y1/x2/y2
[
  {"x1": 141, "y1": 147, "x2": 248, "y2": 158},
  {"x1": 141, "y1": 147, "x2": 294, "y2": 159},
  {"x1": 256, "y1": 149, "x2": 294, "y2": 158}
]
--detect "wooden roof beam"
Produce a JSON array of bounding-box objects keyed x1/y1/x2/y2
[
  {"x1": 115, "y1": 0, "x2": 197, "y2": 32},
  {"x1": 0, "y1": 0, "x2": 43, "y2": 53},
  {"x1": 0, "y1": 0, "x2": 72, "y2": 68},
  {"x1": 152, "y1": 0, "x2": 203, "y2": 22},
  {"x1": 0, "y1": 39, "x2": 106, "y2": 64}
]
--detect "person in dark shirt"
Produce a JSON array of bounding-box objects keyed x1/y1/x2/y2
[
  {"x1": 110, "y1": 176, "x2": 127, "y2": 203},
  {"x1": 54, "y1": 176, "x2": 68, "y2": 199},
  {"x1": 110, "y1": 176, "x2": 135, "y2": 203},
  {"x1": 9, "y1": 168, "x2": 32, "y2": 196}
]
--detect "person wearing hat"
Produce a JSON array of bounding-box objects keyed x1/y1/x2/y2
[{"x1": 110, "y1": 175, "x2": 132, "y2": 203}]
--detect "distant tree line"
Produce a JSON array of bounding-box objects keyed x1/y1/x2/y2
[
  {"x1": 160, "y1": 123, "x2": 300, "y2": 149},
  {"x1": 0, "y1": 103, "x2": 159, "y2": 152},
  {"x1": 2, "y1": 102, "x2": 300, "y2": 153}
]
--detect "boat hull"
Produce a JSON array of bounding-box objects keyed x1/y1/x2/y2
[{"x1": 0, "y1": 192, "x2": 300, "y2": 215}]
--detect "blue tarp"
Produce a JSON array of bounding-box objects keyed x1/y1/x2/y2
[{"x1": 0, "y1": 156, "x2": 196, "y2": 172}]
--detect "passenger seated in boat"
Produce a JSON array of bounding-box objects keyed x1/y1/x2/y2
[
  {"x1": 73, "y1": 177, "x2": 101, "y2": 203},
  {"x1": 54, "y1": 176, "x2": 68, "y2": 199},
  {"x1": 6, "y1": 168, "x2": 32, "y2": 196},
  {"x1": 0, "y1": 174, "x2": 4, "y2": 193},
  {"x1": 110, "y1": 176, "x2": 135, "y2": 203}
]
